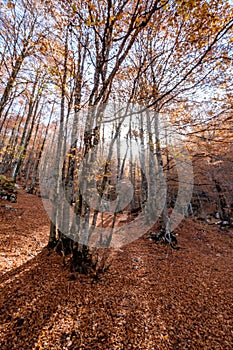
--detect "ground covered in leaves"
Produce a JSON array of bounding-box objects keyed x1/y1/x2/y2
[{"x1": 0, "y1": 190, "x2": 233, "y2": 349}]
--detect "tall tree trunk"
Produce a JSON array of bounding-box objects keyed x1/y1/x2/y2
[{"x1": 49, "y1": 24, "x2": 70, "y2": 245}]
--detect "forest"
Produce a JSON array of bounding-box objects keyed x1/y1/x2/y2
[{"x1": 0, "y1": 0, "x2": 233, "y2": 349}]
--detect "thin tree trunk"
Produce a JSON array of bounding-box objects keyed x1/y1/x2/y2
[{"x1": 28, "y1": 103, "x2": 54, "y2": 194}]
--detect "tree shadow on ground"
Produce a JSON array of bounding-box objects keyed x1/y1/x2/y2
[{"x1": 0, "y1": 247, "x2": 70, "y2": 350}]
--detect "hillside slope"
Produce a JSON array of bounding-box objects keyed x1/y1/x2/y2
[{"x1": 0, "y1": 190, "x2": 232, "y2": 349}]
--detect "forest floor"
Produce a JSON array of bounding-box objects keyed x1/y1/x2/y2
[{"x1": 0, "y1": 189, "x2": 233, "y2": 350}]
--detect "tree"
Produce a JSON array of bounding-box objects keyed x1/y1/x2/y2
[{"x1": 1, "y1": 0, "x2": 232, "y2": 269}]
